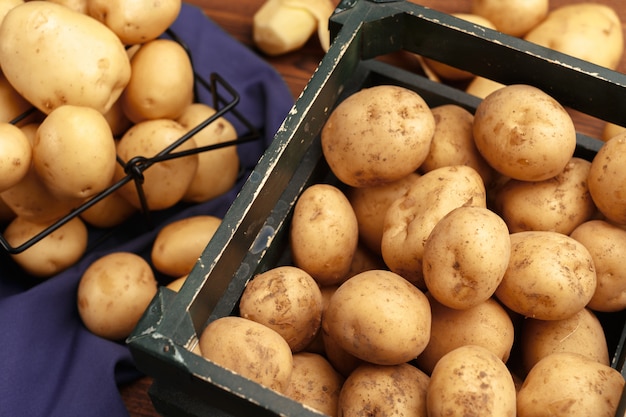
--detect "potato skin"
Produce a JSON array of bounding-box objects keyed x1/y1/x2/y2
[
  {"x1": 472, "y1": 0, "x2": 548, "y2": 37},
  {"x1": 588, "y1": 133, "x2": 626, "y2": 225},
  {"x1": 322, "y1": 269, "x2": 431, "y2": 365}
]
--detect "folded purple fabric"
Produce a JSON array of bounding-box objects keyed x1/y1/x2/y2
[{"x1": 0, "y1": 4, "x2": 294, "y2": 417}]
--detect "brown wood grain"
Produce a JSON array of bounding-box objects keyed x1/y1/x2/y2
[{"x1": 122, "y1": 1, "x2": 626, "y2": 415}]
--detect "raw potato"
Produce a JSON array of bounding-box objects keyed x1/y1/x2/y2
[
  {"x1": 465, "y1": 76, "x2": 505, "y2": 99},
  {"x1": 290, "y1": 183, "x2": 359, "y2": 286},
  {"x1": 114, "y1": 118, "x2": 198, "y2": 211},
  {"x1": 33, "y1": 105, "x2": 117, "y2": 200},
  {"x1": 0, "y1": 70, "x2": 32, "y2": 124},
  {"x1": 524, "y1": 3, "x2": 624, "y2": 70},
  {"x1": 0, "y1": 1, "x2": 131, "y2": 114},
  {"x1": 151, "y1": 215, "x2": 222, "y2": 277},
  {"x1": 601, "y1": 122, "x2": 626, "y2": 142},
  {"x1": 473, "y1": 84, "x2": 577, "y2": 181},
  {"x1": 346, "y1": 172, "x2": 420, "y2": 255},
  {"x1": 77, "y1": 251, "x2": 157, "y2": 340},
  {"x1": 472, "y1": 0, "x2": 548, "y2": 37},
  {"x1": 321, "y1": 327, "x2": 363, "y2": 378},
  {"x1": 5, "y1": 216, "x2": 87, "y2": 277},
  {"x1": 517, "y1": 352, "x2": 624, "y2": 417},
  {"x1": 239, "y1": 265, "x2": 324, "y2": 352},
  {"x1": 79, "y1": 186, "x2": 137, "y2": 228},
  {"x1": 415, "y1": 295, "x2": 515, "y2": 375},
  {"x1": 0, "y1": 122, "x2": 31, "y2": 192},
  {"x1": 121, "y1": 39, "x2": 194, "y2": 123},
  {"x1": 321, "y1": 85, "x2": 435, "y2": 188},
  {"x1": 253, "y1": 0, "x2": 316, "y2": 56},
  {"x1": 570, "y1": 220, "x2": 626, "y2": 312},
  {"x1": 420, "y1": 104, "x2": 494, "y2": 185},
  {"x1": 47, "y1": 0, "x2": 87, "y2": 14},
  {"x1": 520, "y1": 308, "x2": 609, "y2": 375},
  {"x1": 198, "y1": 316, "x2": 293, "y2": 394},
  {"x1": 587, "y1": 133, "x2": 626, "y2": 225},
  {"x1": 338, "y1": 363, "x2": 430, "y2": 417},
  {"x1": 322, "y1": 269, "x2": 431, "y2": 365},
  {"x1": 381, "y1": 165, "x2": 486, "y2": 288},
  {"x1": 176, "y1": 103, "x2": 240, "y2": 203},
  {"x1": 495, "y1": 231, "x2": 597, "y2": 321},
  {"x1": 493, "y1": 157, "x2": 596, "y2": 234},
  {"x1": 284, "y1": 352, "x2": 344, "y2": 417},
  {"x1": 423, "y1": 206, "x2": 511, "y2": 310},
  {"x1": 88, "y1": 0, "x2": 181, "y2": 45},
  {"x1": 427, "y1": 345, "x2": 516, "y2": 417}
]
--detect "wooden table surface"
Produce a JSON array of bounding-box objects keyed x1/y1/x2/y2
[{"x1": 120, "y1": 1, "x2": 626, "y2": 416}]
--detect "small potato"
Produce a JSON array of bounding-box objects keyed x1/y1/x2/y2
[
  {"x1": 346, "y1": 172, "x2": 420, "y2": 255},
  {"x1": 601, "y1": 122, "x2": 626, "y2": 142},
  {"x1": 423, "y1": 206, "x2": 511, "y2": 309},
  {"x1": 338, "y1": 363, "x2": 430, "y2": 417},
  {"x1": 284, "y1": 352, "x2": 344, "y2": 417},
  {"x1": 79, "y1": 187, "x2": 137, "y2": 228},
  {"x1": 427, "y1": 345, "x2": 516, "y2": 417},
  {"x1": 520, "y1": 308, "x2": 609, "y2": 375},
  {"x1": 239, "y1": 266, "x2": 324, "y2": 352},
  {"x1": 114, "y1": 118, "x2": 198, "y2": 211},
  {"x1": 420, "y1": 104, "x2": 494, "y2": 185},
  {"x1": 0, "y1": 122, "x2": 31, "y2": 192},
  {"x1": 493, "y1": 157, "x2": 596, "y2": 234},
  {"x1": 33, "y1": 105, "x2": 117, "y2": 200},
  {"x1": 322, "y1": 269, "x2": 431, "y2": 365},
  {"x1": 77, "y1": 251, "x2": 157, "y2": 340},
  {"x1": 321, "y1": 85, "x2": 435, "y2": 188},
  {"x1": 472, "y1": 0, "x2": 548, "y2": 37},
  {"x1": 524, "y1": 3, "x2": 624, "y2": 70},
  {"x1": 381, "y1": 165, "x2": 486, "y2": 288},
  {"x1": 150, "y1": 215, "x2": 222, "y2": 277},
  {"x1": 321, "y1": 327, "x2": 363, "y2": 378},
  {"x1": 570, "y1": 220, "x2": 626, "y2": 312},
  {"x1": 198, "y1": 316, "x2": 293, "y2": 394},
  {"x1": 473, "y1": 84, "x2": 577, "y2": 182},
  {"x1": 290, "y1": 183, "x2": 359, "y2": 286},
  {"x1": 495, "y1": 231, "x2": 597, "y2": 321},
  {"x1": 5, "y1": 215, "x2": 87, "y2": 277},
  {"x1": 517, "y1": 352, "x2": 624, "y2": 417},
  {"x1": 415, "y1": 295, "x2": 515, "y2": 375},
  {"x1": 465, "y1": 76, "x2": 505, "y2": 99},
  {"x1": 588, "y1": 133, "x2": 626, "y2": 225},
  {"x1": 0, "y1": 69, "x2": 32, "y2": 124}
]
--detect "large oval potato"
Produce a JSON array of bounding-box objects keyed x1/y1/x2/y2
[
  {"x1": 321, "y1": 84, "x2": 435, "y2": 188},
  {"x1": 587, "y1": 133, "x2": 626, "y2": 225},
  {"x1": 0, "y1": 1, "x2": 131, "y2": 114}
]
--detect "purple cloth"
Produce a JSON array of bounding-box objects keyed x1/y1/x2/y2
[{"x1": 0, "y1": 4, "x2": 294, "y2": 417}]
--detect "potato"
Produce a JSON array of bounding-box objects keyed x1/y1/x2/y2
[
  {"x1": 165, "y1": 274, "x2": 187, "y2": 292},
  {"x1": 495, "y1": 231, "x2": 597, "y2": 321},
  {"x1": 79, "y1": 186, "x2": 137, "y2": 228},
  {"x1": 570, "y1": 220, "x2": 626, "y2": 312},
  {"x1": 0, "y1": 69, "x2": 32, "y2": 124},
  {"x1": 121, "y1": 39, "x2": 194, "y2": 123},
  {"x1": 321, "y1": 328, "x2": 363, "y2": 378},
  {"x1": 416, "y1": 295, "x2": 515, "y2": 375},
  {"x1": 420, "y1": 104, "x2": 495, "y2": 185},
  {"x1": 33, "y1": 105, "x2": 117, "y2": 200},
  {"x1": 322, "y1": 269, "x2": 431, "y2": 365},
  {"x1": 465, "y1": 76, "x2": 505, "y2": 99},
  {"x1": 114, "y1": 118, "x2": 198, "y2": 211},
  {"x1": 198, "y1": 316, "x2": 293, "y2": 394},
  {"x1": 0, "y1": 1, "x2": 131, "y2": 114},
  {"x1": 588, "y1": 133, "x2": 626, "y2": 225},
  {"x1": 284, "y1": 352, "x2": 344, "y2": 417},
  {"x1": 46, "y1": 0, "x2": 87, "y2": 14},
  {"x1": 346, "y1": 172, "x2": 420, "y2": 255},
  {"x1": 524, "y1": 3, "x2": 624, "y2": 70},
  {"x1": 423, "y1": 206, "x2": 511, "y2": 310},
  {"x1": 427, "y1": 345, "x2": 516, "y2": 417},
  {"x1": 517, "y1": 352, "x2": 624, "y2": 417},
  {"x1": 88, "y1": 0, "x2": 181, "y2": 45},
  {"x1": 0, "y1": 194, "x2": 15, "y2": 223},
  {"x1": 601, "y1": 121, "x2": 626, "y2": 142},
  {"x1": 473, "y1": 84, "x2": 577, "y2": 182},
  {"x1": 150, "y1": 215, "x2": 222, "y2": 277},
  {"x1": 342, "y1": 242, "x2": 386, "y2": 280},
  {"x1": 253, "y1": 0, "x2": 317, "y2": 56},
  {"x1": 0, "y1": 122, "x2": 31, "y2": 192},
  {"x1": 77, "y1": 251, "x2": 157, "y2": 340},
  {"x1": 102, "y1": 97, "x2": 132, "y2": 137},
  {"x1": 338, "y1": 363, "x2": 430, "y2": 417},
  {"x1": 176, "y1": 103, "x2": 240, "y2": 203},
  {"x1": 5, "y1": 215, "x2": 87, "y2": 277},
  {"x1": 239, "y1": 265, "x2": 324, "y2": 352},
  {"x1": 521, "y1": 308, "x2": 609, "y2": 375},
  {"x1": 290, "y1": 183, "x2": 359, "y2": 286},
  {"x1": 321, "y1": 85, "x2": 435, "y2": 188},
  {"x1": 493, "y1": 157, "x2": 596, "y2": 234},
  {"x1": 381, "y1": 165, "x2": 486, "y2": 288},
  {"x1": 471, "y1": 0, "x2": 548, "y2": 37}
]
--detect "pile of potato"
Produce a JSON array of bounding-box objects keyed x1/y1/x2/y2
[
  {"x1": 0, "y1": 1, "x2": 241, "y2": 278},
  {"x1": 197, "y1": 82, "x2": 626, "y2": 417}
]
